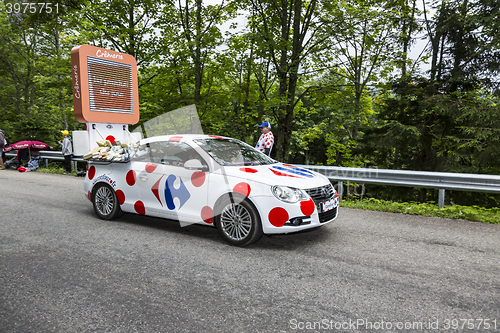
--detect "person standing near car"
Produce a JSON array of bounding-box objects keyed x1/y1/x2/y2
[
  {"x1": 58, "y1": 130, "x2": 73, "y2": 174},
  {"x1": 255, "y1": 121, "x2": 274, "y2": 156}
]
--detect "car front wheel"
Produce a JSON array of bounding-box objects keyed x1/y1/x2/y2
[
  {"x1": 214, "y1": 195, "x2": 263, "y2": 246},
  {"x1": 92, "y1": 183, "x2": 122, "y2": 220}
]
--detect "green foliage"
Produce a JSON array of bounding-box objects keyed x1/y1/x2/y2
[
  {"x1": 288, "y1": 69, "x2": 375, "y2": 166},
  {"x1": 0, "y1": 4, "x2": 83, "y2": 147},
  {"x1": 1, "y1": 0, "x2": 499, "y2": 213},
  {"x1": 326, "y1": 138, "x2": 363, "y2": 167},
  {"x1": 362, "y1": 77, "x2": 500, "y2": 174},
  {"x1": 37, "y1": 166, "x2": 74, "y2": 175},
  {"x1": 342, "y1": 198, "x2": 500, "y2": 224},
  {"x1": 75, "y1": 0, "x2": 162, "y2": 67},
  {"x1": 428, "y1": 0, "x2": 500, "y2": 92}
]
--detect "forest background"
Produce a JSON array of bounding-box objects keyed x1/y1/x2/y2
[{"x1": 1, "y1": 0, "x2": 499, "y2": 207}]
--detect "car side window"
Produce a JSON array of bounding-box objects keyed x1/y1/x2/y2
[
  {"x1": 133, "y1": 141, "x2": 206, "y2": 168},
  {"x1": 131, "y1": 144, "x2": 152, "y2": 162}
]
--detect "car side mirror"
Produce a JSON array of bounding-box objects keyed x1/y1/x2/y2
[{"x1": 184, "y1": 159, "x2": 208, "y2": 171}]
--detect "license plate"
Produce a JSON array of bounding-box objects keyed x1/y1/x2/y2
[{"x1": 322, "y1": 199, "x2": 336, "y2": 212}]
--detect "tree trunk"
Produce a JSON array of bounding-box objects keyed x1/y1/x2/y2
[{"x1": 193, "y1": 0, "x2": 203, "y2": 105}]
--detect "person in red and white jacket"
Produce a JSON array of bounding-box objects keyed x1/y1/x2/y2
[{"x1": 255, "y1": 121, "x2": 274, "y2": 156}]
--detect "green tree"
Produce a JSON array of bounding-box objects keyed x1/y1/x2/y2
[
  {"x1": 0, "y1": 0, "x2": 88, "y2": 147},
  {"x1": 156, "y1": 1, "x2": 236, "y2": 105},
  {"x1": 291, "y1": 70, "x2": 374, "y2": 166},
  {"x1": 320, "y1": 0, "x2": 399, "y2": 141},
  {"x1": 424, "y1": 0, "x2": 500, "y2": 92},
  {"x1": 75, "y1": 0, "x2": 162, "y2": 67},
  {"x1": 247, "y1": 0, "x2": 329, "y2": 162}
]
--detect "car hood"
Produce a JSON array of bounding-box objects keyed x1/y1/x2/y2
[{"x1": 219, "y1": 163, "x2": 330, "y2": 189}]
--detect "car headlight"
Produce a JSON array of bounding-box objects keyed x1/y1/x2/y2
[{"x1": 271, "y1": 185, "x2": 308, "y2": 203}]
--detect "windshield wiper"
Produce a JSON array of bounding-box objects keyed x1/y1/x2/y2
[{"x1": 244, "y1": 161, "x2": 265, "y2": 165}]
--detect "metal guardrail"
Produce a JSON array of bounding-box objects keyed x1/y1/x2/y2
[
  {"x1": 5, "y1": 151, "x2": 85, "y2": 170},
  {"x1": 297, "y1": 165, "x2": 500, "y2": 209},
  {"x1": 6, "y1": 151, "x2": 500, "y2": 209}
]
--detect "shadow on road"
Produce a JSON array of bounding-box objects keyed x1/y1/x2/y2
[{"x1": 83, "y1": 209, "x2": 337, "y2": 250}]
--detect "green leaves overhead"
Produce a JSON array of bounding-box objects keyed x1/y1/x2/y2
[
  {"x1": 0, "y1": 0, "x2": 499, "y2": 193},
  {"x1": 76, "y1": 0, "x2": 162, "y2": 67}
]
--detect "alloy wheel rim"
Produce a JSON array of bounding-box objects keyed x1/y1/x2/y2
[
  {"x1": 95, "y1": 186, "x2": 114, "y2": 216},
  {"x1": 220, "y1": 203, "x2": 252, "y2": 241}
]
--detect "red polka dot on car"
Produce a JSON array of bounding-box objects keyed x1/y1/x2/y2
[
  {"x1": 87, "y1": 166, "x2": 96, "y2": 180},
  {"x1": 233, "y1": 182, "x2": 251, "y2": 197},
  {"x1": 87, "y1": 191, "x2": 92, "y2": 201},
  {"x1": 145, "y1": 163, "x2": 157, "y2": 173},
  {"x1": 126, "y1": 170, "x2": 136, "y2": 186},
  {"x1": 134, "y1": 201, "x2": 145, "y2": 215},
  {"x1": 201, "y1": 206, "x2": 213, "y2": 224},
  {"x1": 116, "y1": 190, "x2": 125, "y2": 205},
  {"x1": 239, "y1": 168, "x2": 258, "y2": 173},
  {"x1": 300, "y1": 199, "x2": 315, "y2": 216},
  {"x1": 191, "y1": 171, "x2": 206, "y2": 187},
  {"x1": 268, "y1": 207, "x2": 289, "y2": 227}
]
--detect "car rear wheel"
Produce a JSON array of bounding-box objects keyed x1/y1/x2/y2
[
  {"x1": 92, "y1": 183, "x2": 122, "y2": 220},
  {"x1": 215, "y1": 195, "x2": 263, "y2": 246}
]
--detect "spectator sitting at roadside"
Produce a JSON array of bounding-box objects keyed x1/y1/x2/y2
[{"x1": 18, "y1": 155, "x2": 41, "y2": 172}]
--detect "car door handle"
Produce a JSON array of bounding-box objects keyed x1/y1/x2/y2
[{"x1": 140, "y1": 173, "x2": 148, "y2": 182}]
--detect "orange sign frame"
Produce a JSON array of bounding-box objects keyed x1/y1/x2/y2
[{"x1": 71, "y1": 44, "x2": 139, "y2": 124}]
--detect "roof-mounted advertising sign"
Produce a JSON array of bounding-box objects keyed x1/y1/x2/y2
[{"x1": 71, "y1": 44, "x2": 139, "y2": 124}]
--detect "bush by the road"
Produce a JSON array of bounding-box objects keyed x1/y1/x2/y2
[{"x1": 342, "y1": 198, "x2": 500, "y2": 224}]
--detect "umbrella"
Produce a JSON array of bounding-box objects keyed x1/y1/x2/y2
[{"x1": 4, "y1": 140, "x2": 53, "y2": 152}]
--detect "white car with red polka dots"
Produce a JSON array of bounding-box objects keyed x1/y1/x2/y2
[{"x1": 84, "y1": 134, "x2": 339, "y2": 246}]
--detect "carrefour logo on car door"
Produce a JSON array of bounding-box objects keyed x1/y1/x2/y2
[{"x1": 164, "y1": 174, "x2": 191, "y2": 210}]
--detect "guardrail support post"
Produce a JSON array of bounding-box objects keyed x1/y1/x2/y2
[
  {"x1": 337, "y1": 181, "x2": 343, "y2": 199},
  {"x1": 45, "y1": 158, "x2": 48, "y2": 169},
  {"x1": 438, "y1": 189, "x2": 445, "y2": 209}
]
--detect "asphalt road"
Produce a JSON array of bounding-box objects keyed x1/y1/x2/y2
[{"x1": 1, "y1": 170, "x2": 499, "y2": 333}]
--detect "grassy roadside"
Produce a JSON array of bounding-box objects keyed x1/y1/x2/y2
[
  {"x1": 341, "y1": 198, "x2": 500, "y2": 224},
  {"x1": 36, "y1": 167, "x2": 77, "y2": 175}
]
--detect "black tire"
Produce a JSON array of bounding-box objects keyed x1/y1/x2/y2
[
  {"x1": 214, "y1": 195, "x2": 263, "y2": 246},
  {"x1": 92, "y1": 183, "x2": 122, "y2": 220}
]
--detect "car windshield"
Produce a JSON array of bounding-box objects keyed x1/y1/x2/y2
[{"x1": 194, "y1": 138, "x2": 275, "y2": 166}]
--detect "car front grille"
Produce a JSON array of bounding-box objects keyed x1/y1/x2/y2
[
  {"x1": 305, "y1": 183, "x2": 338, "y2": 223},
  {"x1": 305, "y1": 183, "x2": 335, "y2": 205},
  {"x1": 318, "y1": 206, "x2": 337, "y2": 223}
]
